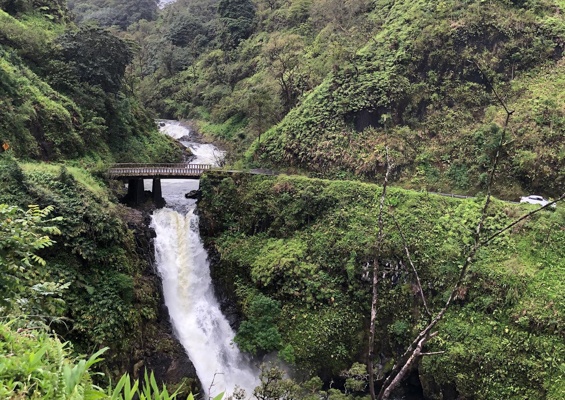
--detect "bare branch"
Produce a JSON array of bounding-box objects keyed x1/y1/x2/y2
[
  {"x1": 390, "y1": 214, "x2": 431, "y2": 317},
  {"x1": 380, "y1": 332, "x2": 439, "y2": 399},
  {"x1": 420, "y1": 351, "x2": 446, "y2": 356},
  {"x1": 377, "y1": 61, "x2": 514, "y2": 400},
  {"x1": 208, "y1": 372, "x2": 224, "y2": 400},
  {"x1": 368, "y1": 148, "x2": 394, "y2": 400},
  {"x1": 470, "y1": 59, "x2": 513, "y2": 116}
]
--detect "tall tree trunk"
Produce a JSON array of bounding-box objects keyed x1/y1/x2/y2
[{"x1": 368, "y1": 151, "x2": 393, "y2": 400}]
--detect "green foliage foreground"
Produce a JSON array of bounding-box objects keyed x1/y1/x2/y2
[
  {"x1": 199, "y1": 172, "x2": 565, "y2": 399},
  {"x1": 0, "y1": 155, "x2": 192, "y2": 391},
  {"x1": 0, "y1": 321, "x2": 186, "y2": 399},
  {"x1": 0, "y1": 204, "x2": 64, "y2": 316}
]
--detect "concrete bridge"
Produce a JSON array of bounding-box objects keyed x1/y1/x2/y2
[
  {"x1": 109, "y1": 163, "x2": 278, "y2": 206},
  {"x1": 109, "y1": 163, "x2": 214, "y2": 205},
  {"x1": 108, "y1": 163, "x2": 213, "y2": 179}
]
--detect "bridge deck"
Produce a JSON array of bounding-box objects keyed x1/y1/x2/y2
[{"x1": 108, "y1": 163, "x2": 213, "y2": 179}]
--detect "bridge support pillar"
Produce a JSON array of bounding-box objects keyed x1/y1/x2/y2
[
  {"x1": 152, "y1": 178, "x2": 165, "y2": 208},
  {"x1": 126, "y1": 178, "x2": 145, "y2": 205}
]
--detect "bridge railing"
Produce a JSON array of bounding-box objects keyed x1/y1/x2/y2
[
  {"x1": 108, "y1": 163, "x2": 213, "y2": 178},
  {"x1": 110, "y1": 163, "x2": 213, "y2": 169}
]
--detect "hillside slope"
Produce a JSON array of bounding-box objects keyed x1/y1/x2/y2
[
  {"x1": 102, "y1": 0, "x2": 564, "y2": 198},
  {"x1": 199, "y1": 172, "x2": 565, "y2": 399},
  {"x1": 0, "y1": 1, "x2": 181, "y2": 163},
  {"x1": 0, "y1": 1, "x2": 192, "y2": 391},
  {"x1": 250, "y1": 0, "x2": 565, "y2": 199}
]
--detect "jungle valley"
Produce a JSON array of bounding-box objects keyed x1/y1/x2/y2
[{"x1": 0, "y1": 0, "x2": 564, "y2": 399}]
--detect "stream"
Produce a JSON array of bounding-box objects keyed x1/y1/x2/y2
[{"x1": 150, "y1": 120, "x2": 259, "y2": 397}]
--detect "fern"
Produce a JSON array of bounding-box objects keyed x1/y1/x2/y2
[{"x1": 53, "y1": 337, "x2": 66, "y2": 400}]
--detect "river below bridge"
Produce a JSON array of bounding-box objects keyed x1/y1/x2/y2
[
  {"x1": 143, "y1": 120, "x2": 225, "y2": 208},
  {"x1": 150, "y1": 120, "x2": 259, "y2": 397}
]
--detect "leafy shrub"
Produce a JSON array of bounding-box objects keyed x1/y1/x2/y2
[
  {"x1": 0, "y1": 321, "x2": 187, "y2": 399},
  {"x1": 234, "y1": 293, "x2": 282, "y2": 355},
  {"x1": 0, "y1": 203, "x2": 64, "y2": 317}
]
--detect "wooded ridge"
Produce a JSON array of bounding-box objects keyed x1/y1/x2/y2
[{"x1": 0, "y1": 0, "x2": 564, "y2": 399}]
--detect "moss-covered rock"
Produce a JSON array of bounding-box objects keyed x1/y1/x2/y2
[{"x1": 199, "y1": 172, "x2": 564, "y2": 398}]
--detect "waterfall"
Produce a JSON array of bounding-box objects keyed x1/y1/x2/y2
[
  {"x1": 152, "y1": 208, "x2": 259, "y2": 397},
  {"x1": 151, "y1": 120, "x2": 258, "y2": 398}
]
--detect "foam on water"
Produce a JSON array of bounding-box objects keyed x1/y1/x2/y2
[{"x1": 151, "y1": 121, "x2": 258, "y2": 397}]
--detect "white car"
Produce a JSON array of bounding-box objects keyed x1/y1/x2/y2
[{"x1": 520, "y1": 195, "x2": 556, "y2": 208}]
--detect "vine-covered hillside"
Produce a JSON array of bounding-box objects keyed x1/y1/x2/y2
[
  {"x1": 251, "y1": 0, "x2": 565, "y2": 198},
  {"x1": 199, "y1": 172, "x2": 565, "y2": 399},
  {"x1": 79, "y1": 0, "x2": 565, "y2": 198},
  {"x1": 0, "y1": 0, "x2": 180, "y2": 163}
]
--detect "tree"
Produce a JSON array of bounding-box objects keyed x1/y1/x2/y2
[
  {"x1": 241, "y1": 80, "x2": 283, "y2": 144},
  {"x1": 253, "y1": 365, "x2": 302, "y2": 400},
  {"x1": 166, "y1": 14, "x2": 208, "y2": 47},
  {"x1": 117, "y1": 0, "x2": 159, "y2": 30},
  {"x1": 218, "y1": 0, "x2": 256, "y2": 46},
  {"x1": 310, "y1": 0, "x2": 372, "y2": 32},
  {"x1": 367, "y1": 150, "x2": 393, "y2": 400},
  {"x1": 234, "y1": 294, "x2": 282, "y2": 356},
  {"x1": 0, "y1": 0, "x2": 69, "y2": 18},
  {"x1": 58, "y1": 26, "x2": 134, "y2": 93},
  {"x1": 68, "y1": 0, "x2": 158, "y2": 29},
  {"x1": 262, "y1": 33, "x2": 306, "y2": 113}
]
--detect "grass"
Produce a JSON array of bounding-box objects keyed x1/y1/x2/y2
[{"x1": 20, "y1": 162, "x2": 110, "y2": 201}]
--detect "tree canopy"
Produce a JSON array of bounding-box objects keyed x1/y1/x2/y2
[
  {"x1": 58, "y1": 26, "x2": 133, "y2": 93},
  {"x1": 218, "y1": 0, "x2": 256, "y2": 45}
]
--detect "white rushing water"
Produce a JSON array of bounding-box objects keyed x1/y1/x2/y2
[
  {"x1": 151, "y1": 121, "x2": 259, "y2": 397},
  {"x1": 158, "y1": 0, "x2": 177, "y2": 9}
]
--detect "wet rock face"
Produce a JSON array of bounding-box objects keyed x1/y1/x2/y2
[
  {"x1": 205, "y1": 245, "x2": 243, "y2": 331},
  {"x1": 419, "y1": 371, "x2": 458, "y2": 400},
  {"x1": 185, "y1": 190, "x2": 201, "y2": 200}
]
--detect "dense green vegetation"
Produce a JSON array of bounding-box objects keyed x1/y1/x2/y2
[
  {"x1": 0, "y1": 2, "x2": 192, "y2": 395},
  {"x1": 68, "y1": 0, "x2": 159, "y2": 29},
  {"x1": 0, "y1": 0, "x2": 181, "y2": 163},
  {"x1": 2, "y1": 0, "x2": 564, "y2": 398},
  {"x1": 0, "y1": 320, "x2": 187, "y2": 399},
  {"x1": 0, "y1": 154, "x2": 200, "y2": 397},
  {"x1": 252, "y1": 0, "x2": 565, "y2": 199},
  {"x1": 1, "y1": 157, "x2": 143, "y2": 360},
  {"x1": 199, "y1": 172, "x2": 564, "y2": 399},
  {"x1": 68, "y1": 0, "x2": 565, "y2": 198}
]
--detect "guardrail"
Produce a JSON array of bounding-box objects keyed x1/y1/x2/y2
[
  {"x1": 428, "y1": 191, "x2": 473, "y2": 199},
  {"x1": 110, "y1": 163, "x2": 213, "y2": 169},
  {"x1": 428, "y1": 191, "x2": 520, "y2": 204}
]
